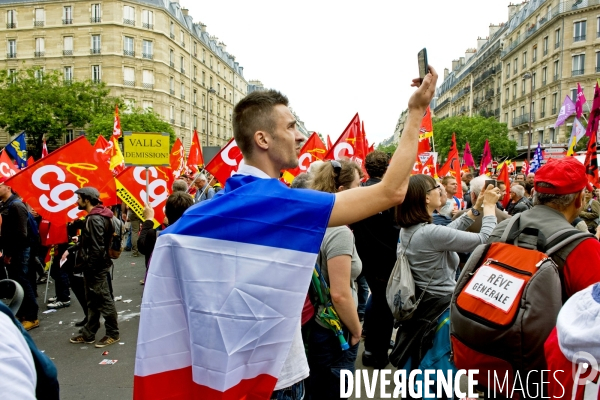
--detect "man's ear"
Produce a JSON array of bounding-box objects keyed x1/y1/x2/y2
[
  {"x1": 575, "y1": 190, "x2": 584, "y2": 209},
  {"x1": 254, "y1": 130, "x2": 270, "y2": 151}
]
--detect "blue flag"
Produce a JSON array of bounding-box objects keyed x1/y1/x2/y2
[
  {"x1": 5, "y1": 131, "x2": 27, "y2": 169},
  {"x1": 530, "y1": 142, "x2": 544, "y2": 173}
]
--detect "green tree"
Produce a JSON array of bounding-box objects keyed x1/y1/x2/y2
[
  {"x1": 0, "y1": 66, "x2": 115, "y2": 157},
  {"x1": 86, "y1": 106, "x2": 176, "y2": 145},
  {"x1": 376, "y1": 143, "x2": 398, "y2": 155},
  {"x1": 432, "y1": 115, "x2": 516, "y2": 163}
]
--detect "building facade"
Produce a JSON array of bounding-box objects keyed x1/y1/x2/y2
[
  {"x1": 434, "y1": 0, "x2": 600, "y2": 157},
  {"x1": 0, "y1": 0, "x2": 248, "y2": 148},
  {"x1": 501, "y1": 0, "x2": 600, "y2": 150}
]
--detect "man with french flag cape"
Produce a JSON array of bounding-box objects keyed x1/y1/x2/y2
[{"x1": 134, "y1": 67, "x2": 439, "y2": 399}]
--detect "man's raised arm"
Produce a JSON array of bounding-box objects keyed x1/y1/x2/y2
[{"x1": 328, "y1": 66, "x2": 438, "y2": 227}]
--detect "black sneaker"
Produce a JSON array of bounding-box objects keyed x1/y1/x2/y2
[
  {"x1": 70, "y1": 335, "x2": 95, "y2": 344},
  {"x1": 361, "y1": 351, "x2": 389, "y2": 369},
  {"x1": 47, "y1": 300, "x2": 71, "y2": 309}
]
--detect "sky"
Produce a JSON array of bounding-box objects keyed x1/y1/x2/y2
[{"x1": 181, "y1": 0, "x2": 513, "y2": 145}]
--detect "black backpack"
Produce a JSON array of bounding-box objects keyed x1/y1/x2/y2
[{"x1": 4, "y1": 197, "x2": 40, "y2": 246}]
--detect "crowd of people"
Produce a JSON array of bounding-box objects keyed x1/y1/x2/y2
[{"x1": 1, "y1": 64, "x2": 600, "y2": 400}]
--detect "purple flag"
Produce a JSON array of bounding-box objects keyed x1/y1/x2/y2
[
  {"x1": 555, "y1": 95, "x2": 576, "y2": 128},
  {"x1": 463, "y1": 142, "x2": 475, "y2": 167},
  {"x1": 585, "y1": 82, "x2": 600, "y2": 138},
  {"x1": 576, "y1": 83, "x2": 587, "y2": 118}
]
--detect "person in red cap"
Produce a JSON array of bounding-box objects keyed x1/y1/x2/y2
[{"x1": 489, "y1": 157, "x2": 600, "y2": 300}]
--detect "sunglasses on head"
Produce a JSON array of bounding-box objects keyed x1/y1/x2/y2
[{"x1": 330, "y1": 160, "x2": 341, "y2": 188}]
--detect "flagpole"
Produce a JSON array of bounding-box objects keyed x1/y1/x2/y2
[{"x1": 186, "y1": 167, "x2": 206, "y2": 194}]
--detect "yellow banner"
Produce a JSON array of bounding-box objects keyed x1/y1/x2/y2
[
  {"x1": 123, "y1": 132, "x2": 170, "y2": 166},
  {"x1": 115, "y1": 179, "x2": 160, "y2": 228}
]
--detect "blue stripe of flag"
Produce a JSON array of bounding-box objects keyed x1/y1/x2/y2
[{"x1": 165, "y1": 175, "x2": 335, "y2": 254}]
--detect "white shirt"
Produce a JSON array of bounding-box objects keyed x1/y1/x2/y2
[
  {"x1": 0, "y1": 312, "x2": 37, "y2": 399},
  {"x1": 235, "y1": 160, "x2": 310, "y2": 390}
]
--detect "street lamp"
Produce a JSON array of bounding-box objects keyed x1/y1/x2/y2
[
  {"x1": 205, "y1": 87, "x2": 216, "y2": 146},
  {"x1": 522, "y1": 71, "x2": 534, "y2": 165}
]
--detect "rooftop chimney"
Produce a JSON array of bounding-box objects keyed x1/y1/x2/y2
[
  {"x1": 452, "y1": 59, "x2": 459, "y2": 70},
  {"x1": 508, "y1": 3, "x2": 519, "y2": 20},
  {"x1": 218, "y1": 42, "x2": 227, "y2": 52},
  {"x1": 476, "y1": 37, "x2": 488, "y2": 51},
  {"x1": 444, "y1": 68, "x2": 449, "y2": 80},
  {"x1": 200, "y1": 23, "x2": 207, "y2": 33},
  {"x1": 182, "y1": 8, "x2": 189, "y2": 16}
]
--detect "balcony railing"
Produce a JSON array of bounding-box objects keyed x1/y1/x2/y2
[
  {"x1": 485, "y1": 89, "x2": 494, "y2": 99},
  {"x1": 90, "y1": 17, "x2": 101, "y2": 23},
  {"x1": 181, "y1": 94, "x2": 185, "y2": 100},
  {"x1": 543, "y1": 49, "x2": 548, "y2": 56},
  {"x1": 123, "y1": 50, "x2": 135, "y2": 57},
  {"x1": 143, "y1": 22, "x2": 153, "y2": 29},
  {"x1": 92, "y1": 78, "x2": 101, "y2": 84},
  {"x1": 181, "y1": 41, "x2": 185, "y2": 48},
  {"x1": 170, "y1": 118, "x2": 175, "y2": 124},
  {"x1": 598, "y1": 31, "x2": 600, "y2": 38},
  {"x1": 540, "y1": 111, "x2": 546, "y2": 118},
  {"x1": 532, "y1": 56, "x2": 537, "y2": 63},
  {"x1": 63, "y1": 19, "x2": 72, "y2": 25},
  {"x1": 123, "y1": 80, "x2": 135, "y2": 87},
  {"x1": 553, "y1": 74, "x2": 559, "y2": 81},
  {"x1": 170, "y1": 61, "x2": 174, "y2": 68},
  {"x1": 170, "y1": 89, "x2": 175, "y2": 95},
  {"x1": 7, "y1": 53, "x2": 16, "y2": 58},
  {"x1": 552, "y1": 107, "x2": 557, "y2": 115},
  {"x1": 596, "y1": 66, "x2": 600, "y2": 73},
  {"x1": 142, "y1": 83, "x2": 153, "y2": 89},
  {"x1": 181, "y1": 68, "x2": 185, "y2": 74},
  {"x1": 123, "y1": 19, "x2": 135, "y2": 26},
  {"x1": 142, "y1": 53, "x2": 153, "y2": 60},
  {"x1": 574, "y1": 34, "x2": 586, "y2": 42},
  {"x1": 90, "y1": 48, "x2": 101, "y2": 54},
  {"x1": 63, "y1": 50, "x2": 73, "y2": 56},
  {"x1": 34, "y1": 51, "x2": 45, "y2": 57},
  {"x1": 34, "y1": 21, "x2": 44, "y2": 27},
  {"x1": 6, "y1": 23, "x2": 15, "y2": 29},
  {"x1": 170, "y1": 33, "x2": 175, "y2": 39},
  {"x1": 572, "y1": 69, "x2": 584, "y2": 76},
  {"x1": 555, "y1": 41, "x2": 560, "y2": 49},
  {"x1": 542, "y1": 79, "x2": 547, "y2": 86},
  {"x1": 512, "y1": 113, "x2": 534, "y2": 127},
  {"x1": 181, "y1": 122, "x2": 186, "y2": 128}
]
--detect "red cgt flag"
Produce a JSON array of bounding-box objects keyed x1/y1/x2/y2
[
  {"x1": 438, "y1": 133, "x2": 463, "y2": 198},
  {"x1": 584, "y1": 131, "x2": 599, "y2": 187},
  {"x1": 0, "y1": 151, "x2": 18, "y2": 179},
  {"x1": 115, "y1": 166, "x2": 171, "y2": 227},
  {"x1": 324, "y1": 113, "x2": 367, "y2": 172},
  {"x1": 282, "y1": 132, "x2": 327, "y2": 183},
  {"x1": 186, "y1": 130, "x2": 204, "y2": 174},
  {"x1": 4, "y1": 137, "x2": 116, "y2": 225},
  {"x1": 497, "y1": 162, "x2": 512, "y2": 209},
  {"x1": 94, "y1": 135, "x2": 112, "y2": 168},
  {"x1": 205, "y1": 138, "x2": 244, "y2": 185},
  {"x1": 169, "y1": 138, "x2": 186, "y2": 181},
  {"x1": 418, "y1": 107, "x2": 433, "y2": 154}
]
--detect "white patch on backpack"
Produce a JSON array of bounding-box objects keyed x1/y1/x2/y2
[{"x1": 464, "y1": 265, "x2": 525, "y2": 313}]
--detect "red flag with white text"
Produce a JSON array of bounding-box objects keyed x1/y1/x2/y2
[
  {"x1": 115, "y1": 166, "x2": 171, "y2": 227},
  {"x1": 418, "y1": 107, "x2": 433, "y2": 154},
  {"x1": 0, "y1": 151, "x2": 18, "y2": 179},
  {"x1": 205, "y1": 138, "x2": 244, "y2": 185},
  {"x1": 4, "y1": 137, "x2": 116, "y2": 225},
  {"x1": 324, "y1": 114, "x2": 366, "y2": 171},
  {"x1": 282, "y1": 132, "x2": 326, "y2": 183}
]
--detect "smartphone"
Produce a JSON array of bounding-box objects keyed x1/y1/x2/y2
[
  {"x1": 484, "y1": 179, "x2": 497, "y2": 188},
  {"x1": 418, "y1": 48, "x2": 429, "y2": 83}
]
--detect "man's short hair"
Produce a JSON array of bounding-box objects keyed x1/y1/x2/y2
[
  {"x1": 441, "y1": 176, "x2": 456, "y2": 186},
  {"x1": 510, "y1": 184, "x2": 525, "y2": 198},
  {"x1": 533, "y1": 182, "x2": 578, "y2": 210},
  {"x1": 469, "y1": 175, "x2": 488, "y2": 196},
  {"x1": 365, "y1": 151, "x2": 389, "y2": 179},
  {"x1": 196, "y1": 173, "x2": 207, "y2": 182},
  {"x1": 165, "y1": 192, "x2": 194, "y2": 225},
  {"x1": 515, "y1": 173, "x2": 525, "y2": 180},
  {"x1": 291, "y1": 173, "x2": 311, "y2": 189},
  {"x1": 232, "y1": 90, "x2": 289, "y2": 158},
  {"x1": 172, "y1": 179, "x2": 188, "y2": 193}
]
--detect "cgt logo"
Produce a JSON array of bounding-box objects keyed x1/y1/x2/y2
[
  {"x1": 133, "y1": 167, "x2": 168, "y2": 208},
  {"x1": 0, "y1": 161, "x2": 16, "y2": 178},
  {"x1": 32, "y1": 165, "x2": 81, "y2": 219}
]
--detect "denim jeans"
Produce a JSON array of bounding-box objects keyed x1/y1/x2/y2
[
  {"x1": 307, "y1": 321, "x2": 359, "y2": 400},
  {"x1": 363, "y1": 277, "x2": 395, "y2": 365},
  {"x1": 271, "y1": 380, "x2": 305, "y2": 400},
  {"x1": 6, "y1": 247, "x2": 38, "y2": 321}
]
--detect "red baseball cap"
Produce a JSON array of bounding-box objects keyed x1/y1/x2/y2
[{"x1": 534, "y1": 158, "x2": 594, "y2": 195}]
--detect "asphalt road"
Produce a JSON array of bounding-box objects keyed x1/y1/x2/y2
[{"x1": 28, "y1": 252, "x2": 398, "y2": 400}]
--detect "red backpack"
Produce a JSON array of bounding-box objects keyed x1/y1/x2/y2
[{"x1": 450, "y1": 215, "x2": 592, "y2": 398}]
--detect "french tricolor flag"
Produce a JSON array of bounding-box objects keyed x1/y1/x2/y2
[{"x1": 134, "y1": 174, "x2": 334, "y2": 399}]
